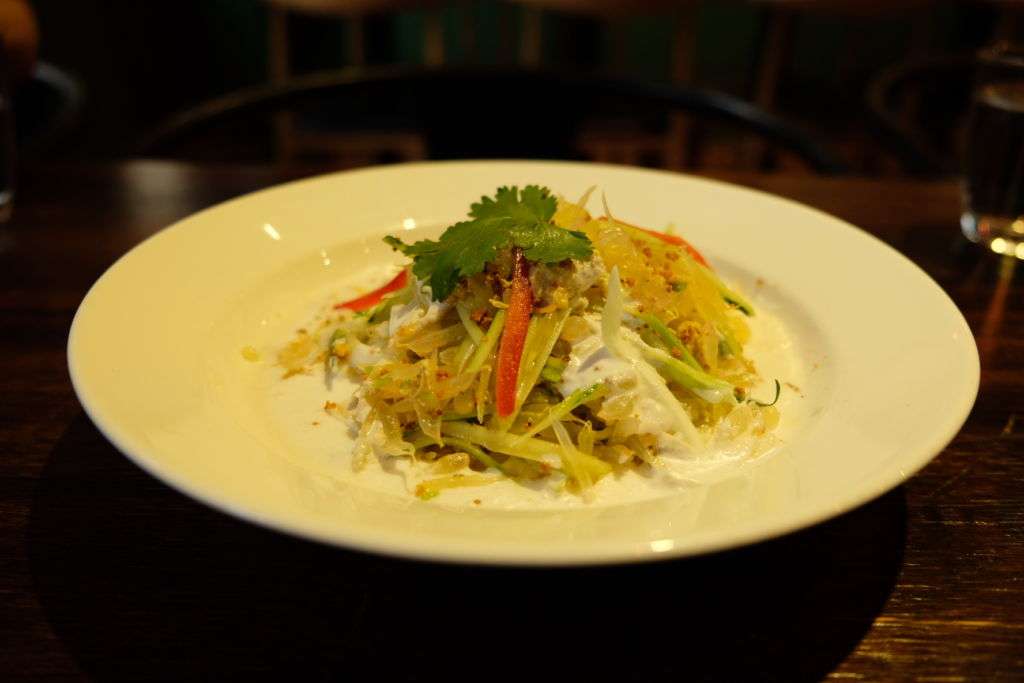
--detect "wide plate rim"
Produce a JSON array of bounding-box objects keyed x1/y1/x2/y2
[{"x1": 67, "y1": 160, "x2": 980, "y2": 566}]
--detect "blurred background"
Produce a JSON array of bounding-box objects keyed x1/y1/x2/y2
[{"x1": 6, "y1": 0, "x2": 1023, "y2": 177}]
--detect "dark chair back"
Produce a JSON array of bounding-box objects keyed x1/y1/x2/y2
[
  {"x1": 15, "y1": 63, "x2": 84, "y2": 158},
  {"x1": 866, "y1": 55, "x2": 977, "y2": 176},
  {"x1": 140, "y1": 66, "x2": 848, "y2": 174}
]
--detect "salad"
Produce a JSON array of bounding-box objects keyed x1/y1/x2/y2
[{"x1": 278, "y1": 185, "x2": 780, "y2": 500}]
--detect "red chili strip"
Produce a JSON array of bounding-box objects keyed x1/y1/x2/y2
[
  {"x1": 495, "y1": 248, "x2": 533, "y2": 417},
  {"x1": 333, "y1": 269, "x2": 408, "y2": 311}
]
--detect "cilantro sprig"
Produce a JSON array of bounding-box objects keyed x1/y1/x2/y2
[{"x1": 384, "y1": 185, "x2": 593, "y2": 301}]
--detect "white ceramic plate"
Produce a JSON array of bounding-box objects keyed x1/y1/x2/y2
[{"x1": 68, "y1": 161, "x2": 978, "y2": 565}]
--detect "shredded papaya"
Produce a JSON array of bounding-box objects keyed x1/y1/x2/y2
[{"x1": 636, "y1": 227, "x2": 710, "y2": 268}]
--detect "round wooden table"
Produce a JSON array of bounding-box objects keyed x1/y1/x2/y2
[{"x1": 2, "y1": 161, "x2": 1020, "y2": 680}]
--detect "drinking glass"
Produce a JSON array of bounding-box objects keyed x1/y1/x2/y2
[{"x1": 961, "y1": 42, "x2": 1024, "y2": 259}]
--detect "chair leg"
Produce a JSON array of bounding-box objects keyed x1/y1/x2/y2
[
  {"x1": 348, "y1": 14, "x2": 366, "y2": 67},
  {"x1": 424, "y1": 8, "x2": 444, "y2": 66},
  {"x1": 666, "y1": 5, "x2": 698, "y2": 171},
  {"x1": 746, "y1": 7, "x2": 795, "y2": 170},
  {"x1": 520, "y1": 7, "x2": 542, "y2": 67},
  {"x1": 460, "y1": 2, "x2": 478, "y2": 63},
  {"x1": 267, "y1": 6, "x2": 295, "y2": 164}
]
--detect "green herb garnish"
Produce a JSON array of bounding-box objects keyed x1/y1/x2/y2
[
  {"x1": 385, "y1": 185, "x2": 593, "y2": 301},
  {"x1": 749, "y1": 379, "x2": 782, "y2": 407}
]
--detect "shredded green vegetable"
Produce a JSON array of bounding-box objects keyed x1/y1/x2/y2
[
  {"x1": 441, "y1": 421, "x2": 610, "y2": 481},
  {"x1": 444, "y1": 435, "x2": 506, "y2": 472},
  {"x1": 633, "y1": 336, "x2": 734, "y2": 403},
  {"x1": 452, "y1": 336, "x2": 476, "y2": 373},
  {"x1": 522, "y1": 383, "x2": 608, "y2": 439},
  {"x1": 639, "y1": 312, "x2": 701, "y2": 371},
  {"x1": 699, "y1": 263, "x2": 756, "y2": 316},
  {"x1": 466, "y1": 310, "x2": 506, "y2": 373},
  {"x1": 456, "y1": 303, "x2": 484, "y2": 344},
  {"x1": 749, "y1": 379, "x2": 781, "y2": 407},
  {"x1": 325, "y1": 328, "x2": 346, "y2": 377},
  {"x1": 540, "y1": 357, "x2": 566, "y2": 383},
  {"x1": 367, "y1": 271, "x2": 415, "y2": 323}
]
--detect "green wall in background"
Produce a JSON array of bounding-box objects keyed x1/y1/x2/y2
[
  {"x1": 277, "y1": 1, "x2": 965, "y2": 94},
  {"x1": 196, "y1": 0, "x2": 269, "y2": 87},
  {"x1": 116, "y1": 0, "x2": 981, "y2": 97}
]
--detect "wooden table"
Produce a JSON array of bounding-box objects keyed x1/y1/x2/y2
[{"x1": 2, "y1": 162, "x2": 1021, "y2": 681}]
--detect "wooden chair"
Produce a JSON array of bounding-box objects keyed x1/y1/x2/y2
[
  {"x1": 139, "y1": 65, "x2": 847, "y2": 175},
  {"x1": 15, "y1": 62, "x2": 84, "y2": 158},
  {"x1": 509, "y1": 0, "x2": 701, "y2": 169},
  {"x1": 264, "y1": 0, "x2": 450, "y2": 167},
  {"x1": 747, "y1": 0, "x2": 939, "y2": 169},
  {"x1": 865, "y1": 53, "x2": 978, "y2": 176},
  {"x1": 864, "y1": 3, "x2": 1024, "y2": 176}
]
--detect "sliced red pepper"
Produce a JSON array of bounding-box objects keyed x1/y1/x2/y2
[
  {"x1": 333, "y1": 269, "x2": 408, "y2": 312},
  {"x1": 495, "y1": 248, "x2": 533, "y2": 417}
]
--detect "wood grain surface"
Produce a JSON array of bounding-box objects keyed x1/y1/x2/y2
[{"x1": 1, "y1": 162, "x2": 1021, "y2": 681}]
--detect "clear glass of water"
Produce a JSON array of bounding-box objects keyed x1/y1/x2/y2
[{"x1": 961, "y1": 43, "x2": 1024, "y2": 259}]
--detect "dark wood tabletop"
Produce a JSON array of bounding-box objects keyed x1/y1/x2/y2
[{"x1": 2, "y1": 161, "x2": 1021, "y2": 682}]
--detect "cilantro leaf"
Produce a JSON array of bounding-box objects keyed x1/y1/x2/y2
[
  {"x1": 384, "y1": 185, "x2": 593, "y2": 301},
  {"x1": 470, "y1": 185, "x2": 556, "y2": 223}
]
